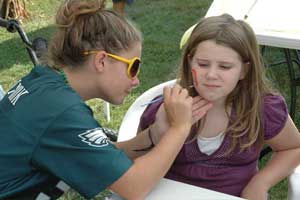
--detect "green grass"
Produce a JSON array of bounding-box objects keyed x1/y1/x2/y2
[{"x1": 1, "y1": 0, "x2": 299, "y2": 199}]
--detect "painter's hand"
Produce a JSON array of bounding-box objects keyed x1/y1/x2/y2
[
  {"x1": 151, "y1": 92, "x2": 212, "y2": 144},
  {"x1": 163, "y1": 84, "x2": 192, "y2": 132}
]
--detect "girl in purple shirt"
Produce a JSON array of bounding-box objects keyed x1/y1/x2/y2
[{"x1": 138, "y1": 14, "x2": 300, "y2": 199}]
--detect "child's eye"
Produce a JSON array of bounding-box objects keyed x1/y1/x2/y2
[
  {"x1": 198, "y1": 63, "x2": 208, "y2": 67},
  {"x1": 220, "y1": 65, "x2": 232, "y2": 69}
]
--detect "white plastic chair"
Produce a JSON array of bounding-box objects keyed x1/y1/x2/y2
[
  {"x1": 118, "y1": 79, "x2": 300, "y2": 200},
  {"x1": 103, "y1": 101, "x2": 111, "y2": 122},
  {"x1": 288, "y1": 165, "x2": 300, "y2": 200}
]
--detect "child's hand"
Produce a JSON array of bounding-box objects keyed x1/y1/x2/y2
[
  {"x1": 241, "y1": 180, "x2": 269, "y2": 200},
  {"x1": 191, "y1": 96, "x2": 212, "y2": 124},
  {"x1": 151, "y1": 104, "x2": 169, "y2": 144}
]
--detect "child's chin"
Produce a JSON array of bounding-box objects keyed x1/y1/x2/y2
[{"x1": 202, "y1": 95, "x2": 218, "y2": 102}]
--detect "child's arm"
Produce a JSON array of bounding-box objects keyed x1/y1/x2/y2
[
  {"x1": 241, "y1": 116, "x2": 300, "y2": 200},
  {"x1": 115, "y1": 96, "x2": 212, "y2": 159}
]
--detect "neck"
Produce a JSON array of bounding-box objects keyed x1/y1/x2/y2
[
  {"x1": 63, "y1": 68, "x2": 95, "y2": 101},
  {"x1": 211, "y1": 97, "x2": 226, "y2": 110},
  {"x1": 206, "y1": 97, "x2": 232, "y2": 116}
]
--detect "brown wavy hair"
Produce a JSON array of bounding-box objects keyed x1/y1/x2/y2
[
  {"x1": 47, "y1": 0, "x2": 142, "y2": 68},
  {"x1": 179, "y1": 14, "x2": 276, "y2": 154}
]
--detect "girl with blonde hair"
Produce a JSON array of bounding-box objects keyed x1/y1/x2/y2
[{"x1": 139, "y1": 14, "x2": 300, "y2": 199}]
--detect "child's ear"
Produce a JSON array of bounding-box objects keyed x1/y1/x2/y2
[
  {"x1": 240, "y1": 62, "x2": 250, "y2": 80},
  {"x1": 93, "y1": 51, "x2": 106, "y2": 73}
]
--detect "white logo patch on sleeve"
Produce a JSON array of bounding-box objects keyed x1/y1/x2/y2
[
  {"x1": 78, "y1": 128, "x2": 110, "y2": 147},
  {"x1": 7, "y1": 81, "x2": 29, "y2": 106}
]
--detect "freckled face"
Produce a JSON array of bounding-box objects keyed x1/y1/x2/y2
[{"x1": 190, "y1": 40, "x2": 246, "y2": 103}]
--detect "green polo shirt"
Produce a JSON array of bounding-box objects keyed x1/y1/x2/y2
[{"x1": 0, "y1": 65, "x2": 132, "y2": 199}]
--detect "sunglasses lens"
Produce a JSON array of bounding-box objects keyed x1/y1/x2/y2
[{"x1": 130, "y1": 59, "x2": 140, "y2": 78}]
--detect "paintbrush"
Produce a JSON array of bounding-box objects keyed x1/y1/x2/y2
[{"x1": 141, "y1": 85, "x2": 194, "y2": 107}]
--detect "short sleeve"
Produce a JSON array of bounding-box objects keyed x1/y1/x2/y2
[
  {"x1": 32, "y1": 103, "x2": 132, "y2": 199},
  {"x1": 139, "y1": 96, "x2": 163, "y2": 130},
  {"x1": 263, "y1": 95, "x2": 288, "y2": 140}
]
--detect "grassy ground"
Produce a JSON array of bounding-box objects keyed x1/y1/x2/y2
[{"x1": 0, "y1": 0, "x2": 299, "y2": 199}]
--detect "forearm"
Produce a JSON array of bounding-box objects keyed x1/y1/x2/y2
[
  {"x1": 250, "y1": 148, "x2": 300, "y2": 189},
  {"x1": 110, "y1": 126, "x2": 189, "y2": 200},
  {"x1": 115, "y1": 128, "x2": 153, "y2": 159}
]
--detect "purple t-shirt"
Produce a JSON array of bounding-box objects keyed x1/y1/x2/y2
[{"x1": 139, "y1": 95, "x2": 288, "y2": 197}]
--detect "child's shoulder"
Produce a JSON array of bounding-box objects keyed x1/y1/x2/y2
[
  {"x1": 263, "y1": 94, "x2": 286, "y2": 106},
  {"x1": 262, "y1": 94, "x2": 288, "y2": 140},
  {"x1": 263, "y1": 94, "x2": 288, "y2": 115}
]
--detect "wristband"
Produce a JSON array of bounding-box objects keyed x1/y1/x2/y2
[{"x1": 133, "y1": 126, "x2": 155, "y2": 152}]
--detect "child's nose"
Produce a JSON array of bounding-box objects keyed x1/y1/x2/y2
[{"x1": 206, "y1": 67, "x2": 218, "y2": 79}]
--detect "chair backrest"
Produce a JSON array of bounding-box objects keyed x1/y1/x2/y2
[{"x1": 118, "y1": 79, "x2": 176, "y2": 142}]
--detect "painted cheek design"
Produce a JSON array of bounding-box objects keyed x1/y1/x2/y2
[{"x1": 192, "y1": 69, "x2": 199, "y2": 86}]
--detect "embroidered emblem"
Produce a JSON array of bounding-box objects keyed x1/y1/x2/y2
[
  {"x1": 78, "y1": 128, "x2": 110, "y2": 147},
  {"x1": 7, "y1": 81, "x2": 29, "y2": 106}
]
